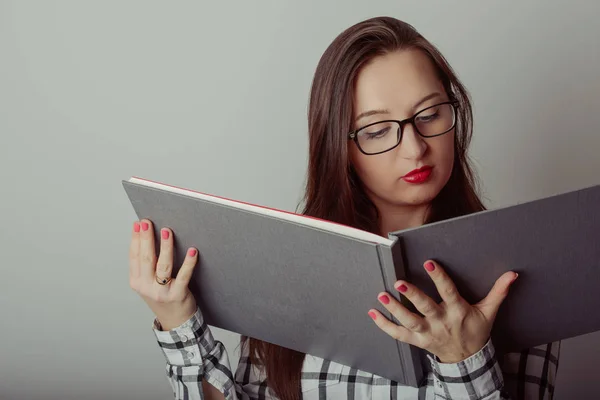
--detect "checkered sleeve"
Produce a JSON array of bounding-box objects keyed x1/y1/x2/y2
[
  {"x1": 429, "y1": 339, "x2": 509, "y2": 399},
  {"x1": 153, "y1": 307, "x2": 261, "y2": 400},
  {"x1": 233, "y1": 338, "x2": 273, "y2": 399},
  {"x1": 501, "y1": 341, "x2": 561, "y2": 400}
]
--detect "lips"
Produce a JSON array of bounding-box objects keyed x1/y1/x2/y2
[{"x1": 402, "y1": 166, "x2": 433, "y2": 184}]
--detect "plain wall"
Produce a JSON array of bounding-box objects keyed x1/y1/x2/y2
[{"x1": 1, "y1": 1, "x2": 599, "y2": 399}]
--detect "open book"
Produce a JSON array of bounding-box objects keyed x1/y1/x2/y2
[{"x1": 123, "y1": 176, "x2": 600, "y2": 387}]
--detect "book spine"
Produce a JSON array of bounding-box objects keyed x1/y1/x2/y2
[{"x1": 377, "y1": 241, "x2": 425, "y2": 387}]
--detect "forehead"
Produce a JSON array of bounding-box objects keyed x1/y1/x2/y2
[{"x1": 353, "y1": 49, "x2": 444, "y2": 116}]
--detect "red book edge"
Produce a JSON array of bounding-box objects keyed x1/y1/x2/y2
[{"x1": 130, "y1": 176, "x2": 381, "y2": 238}]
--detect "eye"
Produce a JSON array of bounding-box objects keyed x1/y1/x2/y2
[
  {"x1": 416, "y1": 110, "x2": 440, "y2": 123},
  {"x1": 362, "y1": 125, "x2": 391, "y2": 140}
]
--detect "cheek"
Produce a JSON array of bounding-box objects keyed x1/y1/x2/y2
[
  {"x1": 350, "y1": 146, "x2": 394, "y2": 187},
  {"x1": 431, "y1": 132, "x2": 455, "y2": 178}
]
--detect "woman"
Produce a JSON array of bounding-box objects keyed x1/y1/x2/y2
[{"x1": 129, "y1": 17, "x2": 560, "y2": 399}]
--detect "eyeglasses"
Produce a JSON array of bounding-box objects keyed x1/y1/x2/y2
[{"x1": 348, "y1": 101, "x2": 459, "y2": 155}]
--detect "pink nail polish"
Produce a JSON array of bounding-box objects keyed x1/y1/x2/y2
[
  {"x1": 188, "y1": 248, "x2": 197, "y2": 257},
  {"x1": 161, "y1": 229, "x2": 169, "y2": 240},
  {"x1": 425, "y1": 262, "x2": 435, "y2": 272},
  {"x1": 397, "y1": 284, "x2": 408, "y2": 293},
  {"x1": 133, "y1": 222, "x2": 140, "y2": 233},
  {"x1": 368, "y1": 311, "x2": 377, "y2": 320},
  {"x1": 378, "y1": 294, "x2": 390, "y2": 304},
  {"x1": 141, "y1": 222, "x2": 149, "y2": 231}
]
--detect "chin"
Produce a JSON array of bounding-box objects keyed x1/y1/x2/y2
[{"x1": 394, "y1": 181, "x2": 443, "y2": 206}]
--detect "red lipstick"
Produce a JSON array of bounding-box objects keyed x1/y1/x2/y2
[{"x1": 402, "y1": 166, "x2": 433, "y2": 184}]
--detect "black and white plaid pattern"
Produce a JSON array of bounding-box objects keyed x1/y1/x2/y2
[
  {"x1": 502, "y1": 341, "x2": 561, "y2": 399},
  {"x1": 154, "y1": 307, "x2": 560, "y2": 399}
]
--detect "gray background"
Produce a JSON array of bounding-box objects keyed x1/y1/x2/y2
[{"x1": 1, "y1": 1, "x2": 598, "y2": 399}]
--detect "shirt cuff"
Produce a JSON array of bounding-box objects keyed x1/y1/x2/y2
[
  {"x1": 152, "y1": 306, "x2": 216, "y2": 367},
  {"x1": 428, "y1": 339, "x2": 505, "y2": 399}
]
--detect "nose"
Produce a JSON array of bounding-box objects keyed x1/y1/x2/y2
[{"x1": 397, "y1": 123, "x2": 427, "y2": 160}]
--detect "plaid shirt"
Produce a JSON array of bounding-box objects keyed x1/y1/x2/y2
[{"x1": 154, "y1": 307, "x2": 560, "y2": 399}]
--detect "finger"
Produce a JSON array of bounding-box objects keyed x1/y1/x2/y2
[
  {"x1": 423, "y1": 260, "x2": 466, "y2": 307},
  {"x1": 173, "y1": 247, "x2": 199, "y2": 292},
  {"x1": 377, "y1": 292, "x2": 427, "y2": 333},
  {"x1": 129, "y1": 221, "x2": 141, "y2": 280},
  {"x1": 368, "y1": 308, "x2": 416, "y2": 345},
  {"x1": 393, "y1": 281, "x2": 442, "y2": 318},
  {"x1": 476, "y1": 271, "x2": 518, "y2": 321},
  {"x1": 139, "y1": 219, "x2": 157, "y2": 280},
  {"x1": 155, "y1": 228, "x2": 174, "y2": 283}
]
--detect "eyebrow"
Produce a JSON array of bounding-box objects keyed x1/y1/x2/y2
[{"x1": 354, "y1": 92, "x2": 443, "y2": 123}]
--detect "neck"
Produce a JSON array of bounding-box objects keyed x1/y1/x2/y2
[{"x1": 377, "y1": 202, "x2": 430, "y2": 236}]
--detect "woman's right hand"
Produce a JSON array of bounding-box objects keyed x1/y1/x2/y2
[{"x1": 129, "y1": 218, "x2": 199, "y2": 331}]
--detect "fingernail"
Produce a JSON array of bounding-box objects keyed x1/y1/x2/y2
[
  {"x1": 368, "y1": 311, "x2": 377, "y2": 320},
  {"x1": 425, "y1": 262, "x2": 435, "y2": 272},
  {"x1": 378, "y1": 294, "x2": 390, "y2": 304},
  {"x1": 141, "y1": 222, "x2": 149, "y2": 231},
  {"x1": 397, "y1": 284, "x2": 408, "y2": 293},
  {"x1": 133, "y1": 222, "x2": 140, "y2": 233},
  {"x1": 161, "y1": 229, "x2": 169, "y2": 240},
  {"x1": 188, "y1": 248, "x2": 197, "y2": 257},
  {"x1": 512, "y1": 272, "x2": 519, "y2": 283}
]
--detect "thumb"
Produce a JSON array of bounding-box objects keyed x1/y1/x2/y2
[{"x1": 476, "y1": 271, "x2": 518, "y2": 321}]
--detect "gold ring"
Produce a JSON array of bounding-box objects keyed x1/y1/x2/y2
[{"x1": 156, "y1": 275, "x2": 172, "y2": 285}]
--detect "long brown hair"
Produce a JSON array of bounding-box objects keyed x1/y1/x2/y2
[{"x1": 244, "y1": 16, "x2": 485, "y2": 400}]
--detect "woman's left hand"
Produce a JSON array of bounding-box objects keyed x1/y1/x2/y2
[{"x1": 368, "y1": 260, "x2": 518, "y2": 363}]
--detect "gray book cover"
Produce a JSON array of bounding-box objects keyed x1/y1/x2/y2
[
  {"x1": 122, "y1": 178, "x2": 600, "y2": 387},
  {"x1": 389, "y1": 183, "x2": 600, "y2": 356}
]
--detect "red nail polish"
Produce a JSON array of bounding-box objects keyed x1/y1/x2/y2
[
  {"x1": 141, "y1": 222, "x2": 149, "y2": 231},
  {"x1": 188, "y1": 248, "x2": 197, "y2": 257},
  {"x1": 378, "y1": 294, "x2": 390, "y2": 304},
  {"x1": 425, "y1": 262, "x2": 435, "y2": 272},
  {"x1": 133, "y1": 222, "x2": 140, "y2": 233},
  {"x1": 397, "y1": 284, "x2": 408, "y2": 293},
  {"x1": 161, "y1": 229, "x2": 169, "y2": 240},
  {"x1": 368, "y1": 311, "x2": 377, "y2": 320}
]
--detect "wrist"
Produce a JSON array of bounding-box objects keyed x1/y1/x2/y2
[
  {"x1": 429, "y1": 339, "x2": 503, "y2": 397},
  {"x1": 156, "y1": 301, "x2": 197, "y2": 331},
  {"x1": 436, "y1": 338, "x2": 489, "y2": 364},
  {"x1": 438, "y1": 352, "x2": 471, "y2": 364}
]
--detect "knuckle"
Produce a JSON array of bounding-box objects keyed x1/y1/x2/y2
[
  {"x1": 156, "y1": 261, "x2": 171, "y2": 273},
  {"x1": 443, "y1": 285, "x2": 457, "y2": 298},
  {"x1": 152, "y1": 291, "x2": 169, "y2": 303},
  {"x1": 141, "y1": 253, "x2": 154, "y2": 265},
  {"x1": 387, "y1": 325, "x2": 403, "y2": 339},
  {"x1": 392, "y1": 330, "x2": 404, "y2": 341},
  {"x1": 165, "y1": 292, "x2": 177, "y2": 303},
  {"x1": 168, "y1": 291, "x2": 185, "y2": 303},
  {"x1": 453, "y1": 305, "x2": 469, "y2": 321},
  {"x1": 420, "y1": 302, "x2": 436, "y2": 316},
  {"x1": 404, "y1": 320, "x2": 422, "y2": 331}
]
